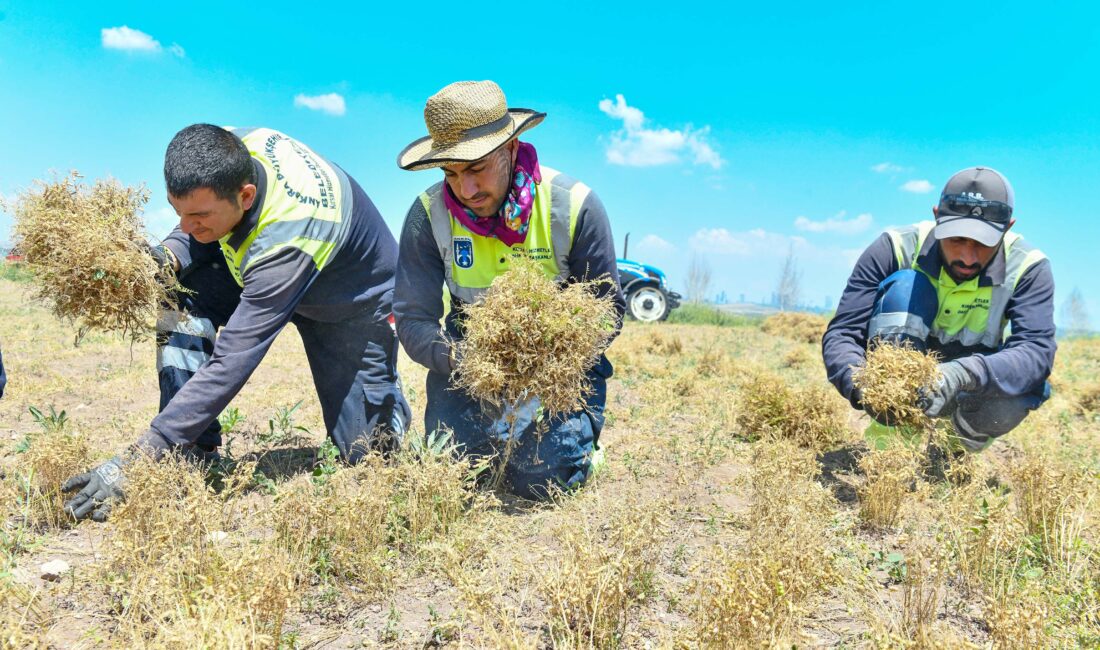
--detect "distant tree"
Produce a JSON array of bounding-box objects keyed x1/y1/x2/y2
[
  {"x1": 775, "y1": 244, "x2": 802, "y2": 311},
  {"x1": 1061, "y1": 286, "x2": 1092, "y2": 336},
  {"x1": 686, "y1": 253, "x2": 713, "y2": 304}
]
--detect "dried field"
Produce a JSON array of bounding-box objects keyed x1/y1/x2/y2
[{"x1": 1, "y1": 275, "x2": 1098, "y2": 648}]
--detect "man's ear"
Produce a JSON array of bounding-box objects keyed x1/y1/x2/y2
[
  {"x1": 932, "y1": 205, "x2": 939, "y2": 219},
  {"x1": 239, "y1": 184, "x2": 258, "y2": 211},
  {"x1": 1004, "y1": 217, "x2": 1016, "y2": 234}
]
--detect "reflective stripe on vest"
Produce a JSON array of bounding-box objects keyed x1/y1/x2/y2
[
  {"x1": 884, "y1": 220, "x2": 1046, "y2": 349},
  {"x1": 422, "y1": 166, "x2": 585, "y2": 304},
  {"x1": 218, "y1": 127, "x2": 353, "y2": 287}
]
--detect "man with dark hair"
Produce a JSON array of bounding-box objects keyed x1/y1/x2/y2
[
  {"x1": 823, "y1": 166, "x2": 1055, "y2": 457},
  {"x1": 62, "y1": 125, "x2": 410, "y2": 521},
  {"x1": 0, "y1": 344, "x2": 6, "y2": 399},
  {"x1": 394, "y1": 81, "x2": 624, "y2": 500}
]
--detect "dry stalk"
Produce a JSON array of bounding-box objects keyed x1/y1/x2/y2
[
  {"x1": 694, "y1": 442, "x2": 838, "y2": 646},
  {"x1": 104, "y1": 454, "x2": 292, "y2": 647},
  {"x1": 649, "y1": 330, "x2": 684, "y2": 355},
  {"x1": 783, "y1": 347, "x2": 812, "y2": 368},
  {"x1": 761, "y1": 311, "x2": 828, "y2": 344},
  {"x1": 8, "y1": 171, "x2": 177, "y2": 342},
  {"x1": 0, "y1": 579, "x2": 47, "y2": 649},
  {"x1": 269, "y1": 445, "x2": 476, "y2": 594},
  {"x1": 454, "y1": 257, "x2": 618, "y2": 416},
  {"x1": 4, "y1": 428, "x2": 91, "y2": 531},
  {"x1": 539, "y1": 496, "x2": 663, "y2": 648},
  {"x1": 852, "y1": 342, "x2": 942, "y2": 429},
  {"x1": 858, "y1": 445, "x2": 922, "y2": 530},
  {"x1": 1008, "y1": 452, "x2": 1094, "y2": 580},
  {"x1": 943, "y1": 483, "x2": 1024, "y2": 593},
  {"x1": 1073, "y1": 381, "x2": 1100, "y2": 416},
  {"x1": 899, "y1": 546, "x2": 949, "y2": 648},
  {"x1": 735, "y1": 369, "x2": 850, "y2": 450},
  {"x1": 984, "y1": 587, "x2": 1049, "y2": 649}
]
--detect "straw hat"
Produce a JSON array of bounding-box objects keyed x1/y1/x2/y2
[{"x1": 397, "y1": 81, "x2": 545, "y2": 171}]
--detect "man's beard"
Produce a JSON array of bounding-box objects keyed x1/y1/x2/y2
[{"x1": 946, "y1": 261, "x2": 981, "y2": 283}]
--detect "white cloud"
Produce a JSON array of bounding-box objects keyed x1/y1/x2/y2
[
  {"x1": 900, "y1": 179, "x2": 935, "y2": 194},
  {"x1": 635, "y1": 234, "x2": 675, "y2": 254},
  {"x1": 101, "y1": 26, "x2": 161, "y2": 52},
  {"x1": 598, "y1": 94, "x2": 723, "y2": 169},
  {"x1": 794, "y1": 210, "x2": 873, "y2": 235},
  {"x1": 293, "y1": 93, "x2": 347, "y2": 116},
  {"x1": 871, "y1": 162, "x2": 904, "y2": 174},
  {"x1": 689, "y1": 227, "x2": 806, "y2": 256},
  {"x1": 101, "y1": 26, "x2": 185, "y2": 57}
]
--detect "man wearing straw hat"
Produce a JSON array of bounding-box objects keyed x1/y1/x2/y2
[
  {"x1": 394, "y1": 81, "x2": 624, "y2": 501},
  {"x1": 823, "y1": 166, "x2": 1055, "y2": 461},
  {"x1": 62, "y1": 125, "x2": 411, "y2": 521}
]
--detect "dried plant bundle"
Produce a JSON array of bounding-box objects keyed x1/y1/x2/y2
[
  {"x1": 762, "y1": 311, "x2": 829, "y2": 344},
  {"x1": 857, "y1": 445, "x2": 921, "y2": 529},
  {"x1": 852, "y1": 342, "x2": 942, "y2": 428},
  {"x1": 8, "y1": 171, "x2": 174, "y2": 340},
  {"x1": 454, "y1": 258, "x2": 619, "y2": 415},
  {"x1": 735, "y1": 368, "x2": 850, "y2": 450}
]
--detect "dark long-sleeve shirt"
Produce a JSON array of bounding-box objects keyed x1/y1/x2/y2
[
  {"x1": 149, "y1": 172, "x2": 397, "y2": 447},
  {"x1": 823, "y1": 231, "x2": 1056, "y2": 408},
  {"x1": 394, "y1": 181, "x2": 625, "y2": 377}
]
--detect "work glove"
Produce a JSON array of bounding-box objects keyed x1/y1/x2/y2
[
  {"x1": 140, "y1": 241, "x2": 178, "y2": 278},
  {"x1": 62, "y1": 456, "x2": 127, "y2": 522},
  {"x1": 918, "y1": 360, "x2": 978, "y2": 418}
]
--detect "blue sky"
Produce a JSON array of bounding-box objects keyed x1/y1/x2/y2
[{"x1": 1, "y1": 2, "x2": 1097, "y2": 326}]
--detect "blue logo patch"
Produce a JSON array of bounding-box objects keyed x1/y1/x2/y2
[{"x1": 454, "y1": 237, "x2": 474, "y2": 269}]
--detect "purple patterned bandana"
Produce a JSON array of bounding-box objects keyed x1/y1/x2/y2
[{"x1": 443, "y1": 141, "x2": 541, "y2": 247}]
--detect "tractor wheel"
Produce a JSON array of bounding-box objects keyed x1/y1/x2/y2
[{"x1": 626, "y1": 285, "x2": 671, "y2": 322}]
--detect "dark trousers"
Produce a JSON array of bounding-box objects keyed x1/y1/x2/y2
[
  {"x1": 870, "y1": 269, "x2": 1049, "y2": 450},
  {"x1": 424, "y1": 355, "x2": 612, "y2": 500},
  {"x1": 157, "y1": 240, "x2": 410, "y2": 463}
]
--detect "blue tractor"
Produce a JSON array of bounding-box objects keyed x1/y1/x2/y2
[{"x1": 616, "y1": 234, "x2": 681, "y2": 322}]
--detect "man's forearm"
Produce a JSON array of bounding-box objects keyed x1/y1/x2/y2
[{"x1": 396, "y1": 318, "x2": 454, "y2": 377}]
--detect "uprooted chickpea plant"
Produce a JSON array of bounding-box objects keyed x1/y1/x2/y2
[{"x1": 1, "y1": 283, "x2": 1099, "y2": 648}]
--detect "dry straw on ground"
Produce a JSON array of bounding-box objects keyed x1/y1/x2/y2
[
  {"x1": 735, "y1": 368, "x2": 850, "y2": 450},
  {"x1": 539, "y1": 496, "x2": 663, "y2": 647},
  {"x1": 694, "y1": 442, "x2": 838, "y2": 646},
  {"x1": 8, "y1": 171, "x2": 175, "y2": 341},
  {"x1": 454, "y1": 258, "x2": 619, "y2": 415},
  {"x1": 761, "y1": 311, "x2": 829, "y2": 344},
  {"x1": 103, "y1": 454, "x2": 293, "y2": 647},
  {"x1": 857, "y1": 445, "x2": 922, "y2": 529},
  {"x1": 852, "y1": 342, "x2": 942, "y2": 428}
]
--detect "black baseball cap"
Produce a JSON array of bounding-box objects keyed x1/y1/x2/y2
[{"x1": 934, "y1": 167, "x2": 1015, "y2": 247}]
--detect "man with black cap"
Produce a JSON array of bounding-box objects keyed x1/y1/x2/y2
[
  {"x1": 393, "y1": 80, "x2": 624, "y2": 500},
  {"x1": 823, "y1": 166, "x2": 1055, "y2": 454}
]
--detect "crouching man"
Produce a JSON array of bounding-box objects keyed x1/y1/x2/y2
[
  {"x1": 394, "y1": 81, "x2": 624, "y2": 500},
  {"x1": 63, "y1": 125, "x2": 411, "y2": 521},
  {"x1": 823, "y1": 166, "x2": 1055, "y2": 453}
]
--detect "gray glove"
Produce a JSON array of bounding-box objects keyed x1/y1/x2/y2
[
  {"x1": 920, "y1": 361, "x2": 978, "y2": 418},
  {"x1": 62, "y1": 456, "x2": 127, "y2": 522}
]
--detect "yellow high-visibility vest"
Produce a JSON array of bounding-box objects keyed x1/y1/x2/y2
[
  {"x1": 218, "y1": 127, "x2": 352, "y2": 287},
  {"x1": 419, "y1": 166, "x2": 587, "y2": 303},
  {"x1": 883, "y1": 221, "x2": 1047, "y2": 349}
]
